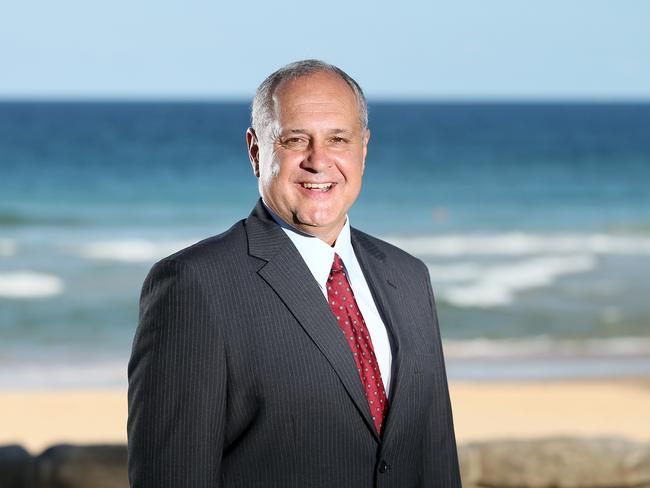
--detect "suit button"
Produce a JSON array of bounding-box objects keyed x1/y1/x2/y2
[{"x1": 378, "y1": 460, "x2": 390, "y2": 473}]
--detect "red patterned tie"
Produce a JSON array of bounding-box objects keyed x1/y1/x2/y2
[{"x1": 327, "y1": 253, "x2": 388, "y2": 435}]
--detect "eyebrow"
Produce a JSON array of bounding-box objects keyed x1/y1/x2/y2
[{"x1": 285, "y1": 128, "x2": 353, "y2": 135}]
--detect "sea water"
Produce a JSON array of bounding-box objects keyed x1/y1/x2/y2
[{"x1": 1, "y1": 101, "x2": 649, "y2": 387}]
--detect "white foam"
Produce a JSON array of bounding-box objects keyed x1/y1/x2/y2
[
  {"x1": 425, "y1": 263, "x2": 482, "y2": 283},
  {"x1": 434, "y1": 254, "x2": 596, "y2": 307},
  {"x1": 385, "y1": 233, "x2": 650, "y2": 257},
  {"x1": 443, "y1": 336, "x2": 650, "y2": 359},
  {"x1": 79, "y1": 239, "x2": 194, "y2": 262},
  {"x1": 0, "y1": 359, "x2": 127, "y2": 389},
  {"x1": 0, "y1": 271, "x2": 64, "y2": 298},
  {"x1": 0, "y1": 238, "x2": 16, "y2": 257}
]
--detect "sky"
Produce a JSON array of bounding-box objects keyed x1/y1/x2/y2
[{"x1": 1, "y1": 0, "x2": 649, "y2": 100}]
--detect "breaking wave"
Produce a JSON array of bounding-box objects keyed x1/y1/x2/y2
[
  {"x1": 385, "y1": 232, "x2": 650, "y2": 257},
  {"x1": 0, "y1": 271, "x2": 64, "y2": 298},
  {"x1": 78, "y1": 239, "x2": 195, "y2": 262},
  {"x1": 431, "y1": 254, "x2": 596, "y2": 307}
]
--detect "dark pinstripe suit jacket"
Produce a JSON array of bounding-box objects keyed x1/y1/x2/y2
[{"x1": 127, "y1": 198, "x2": 461, "y2": 487}]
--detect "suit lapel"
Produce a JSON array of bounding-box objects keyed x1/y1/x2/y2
[
  {"x1": 350, "y1": 229, "x2": 418, "y2": 445},
  {"x1": 246, "y1": 199, "x2": 418, "y2": 445},
  {"x1": 246, "y1": 200, "x2": 381, "y2": 442}
]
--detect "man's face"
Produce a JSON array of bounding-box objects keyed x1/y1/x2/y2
[{"x1": 247, "y1": 71, "x2": 370, "y2": 245}]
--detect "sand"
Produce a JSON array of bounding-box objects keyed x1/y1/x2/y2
[
  {"x1": 1, "y1": 378, "x2": 649, "y2": 454},
  {"x1": 0, "y1": 390, "x2": 128, "y2": 453},
  {"x1": 450, "y1": 377, "x2": 650, "y2": 443}
]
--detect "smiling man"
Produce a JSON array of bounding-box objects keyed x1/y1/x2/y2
[
  {"x1": 247, "y1": 67, "x2": 368, "y2": 247},
  {"x1": 128, "y1": 60, "x2": 461, "y2": 487}
]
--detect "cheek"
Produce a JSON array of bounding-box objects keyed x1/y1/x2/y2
[{"x1": 342, "y1": 161, "x2": 364, "y2": 185}]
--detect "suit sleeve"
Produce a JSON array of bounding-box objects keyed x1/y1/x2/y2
[
  {"x1": 419, "y1": 262, "x2": 462, "y2": 486},
  {"x1": 127, "y1": 258, "x2": 227, "y2": 487}
]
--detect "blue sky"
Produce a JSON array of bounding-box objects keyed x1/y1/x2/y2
[{"x1": 2, "y1": 0, "x2": 649, "y2": 100}]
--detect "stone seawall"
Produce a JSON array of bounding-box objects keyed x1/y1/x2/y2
[{"x1": 1, "y1": 437, "x2": 649, "y2": 487}]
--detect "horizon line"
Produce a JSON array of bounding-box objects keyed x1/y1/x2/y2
[{"x1": 1, "y1": 96, "x2": 650, "y2": 104}]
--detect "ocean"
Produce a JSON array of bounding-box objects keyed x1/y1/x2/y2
[{"x1": 1, "y1": 101, "x2": 649, "y2": 387}]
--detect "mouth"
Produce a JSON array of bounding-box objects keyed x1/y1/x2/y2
[{"x1": 299, "y1": 182, "x2": 336, "y2": 192}]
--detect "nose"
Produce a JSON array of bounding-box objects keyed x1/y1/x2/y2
[{"x1": 301, "y1": 140, "x2": 331, "y2": 172}]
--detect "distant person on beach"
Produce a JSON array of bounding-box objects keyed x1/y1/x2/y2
[{"x1": 127, "y1": 59, "x2": 460, "y2": 487}]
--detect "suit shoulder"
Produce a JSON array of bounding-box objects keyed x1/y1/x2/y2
[{"x1": 351, "y1": 227, "x2": 427, "y2": 272}]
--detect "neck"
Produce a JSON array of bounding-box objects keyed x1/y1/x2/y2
[
  {"x1": 306, "y1": 224, "x2": 343, "y2": 247},
  {"x1": 261, "y1": 199, "x2": 346, "y2": 247}
]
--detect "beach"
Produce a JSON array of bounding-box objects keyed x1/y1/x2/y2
[
  {"x1": 2, "y1": 102, "x2": 649, "y2": 472},
  {"x1": 450, "y1": 377, "x2": 650, "y2": 443},
  {"x1": 1, "y1": 378, "x2": 649, "y2": 454}
]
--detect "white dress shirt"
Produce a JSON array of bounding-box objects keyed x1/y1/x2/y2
[{"x1": 262, "y1": 200, "x2": 393, "y2": 394}]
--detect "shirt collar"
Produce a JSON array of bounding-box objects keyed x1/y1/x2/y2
[{"x1": 262, "y1": 199, "x2": 355, "y2": 288}]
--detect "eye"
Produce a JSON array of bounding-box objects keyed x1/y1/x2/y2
[
  {"x1": 330, "y1": 136, "x2": 348, "y2": 144},
  {"x1": 280, "y1": 137, "x2": 308, "y2": 147}
]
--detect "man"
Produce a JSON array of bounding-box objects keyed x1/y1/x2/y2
[{"x1": 128, "y1": 59, "x2": 461, "y2": 487}]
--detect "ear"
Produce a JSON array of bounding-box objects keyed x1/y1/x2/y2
[
  {"x1": 246, "y1": 128, "x2": 260, "y2": 177},
  {"x1": 361, "y1": 128, "x2": 370, "y2": 174}
]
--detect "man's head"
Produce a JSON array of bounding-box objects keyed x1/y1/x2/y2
[{"x1": 247, "y1": 60, "x2": 370, "y2": 245}]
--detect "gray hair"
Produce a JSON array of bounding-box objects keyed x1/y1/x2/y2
[{"x1": 251, "y1": 59, "x2": 368, "y2": 136}]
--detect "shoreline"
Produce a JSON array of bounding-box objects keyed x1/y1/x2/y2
[{"x1": 1, "y1": 377, "x2": 649, "y2": 454}]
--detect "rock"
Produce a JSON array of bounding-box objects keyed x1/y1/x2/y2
[
  {"x1": 0, "y1": 445, "x2": 35, "y2": 488},
  {"x1": 464, "y1": 437, "x2": 650, "y2": 488},
  {"x1": 35, "y1": 444, "x2": 127, "y2": 488},
  {"x1": 6, "y1": 438, "x2": 649, "y2": 487}
]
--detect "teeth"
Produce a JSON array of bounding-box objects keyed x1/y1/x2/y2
[{"x1": 302, "y1": 183, "x2": 332, "y2": 190}]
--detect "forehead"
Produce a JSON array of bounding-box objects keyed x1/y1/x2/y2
[{"x1": 271, "y1": 72, "x2": 359, "y2": 128}]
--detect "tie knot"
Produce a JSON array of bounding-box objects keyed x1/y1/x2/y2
[{"x1": 330, "y1": 253, "x2": 345, "y2": 275}]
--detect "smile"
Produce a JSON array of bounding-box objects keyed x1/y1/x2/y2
[{"x1": 301, "y1": 182, "x2": 335, "y2": 192}]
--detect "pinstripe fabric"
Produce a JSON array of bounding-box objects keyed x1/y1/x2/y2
[{"x1": 127, "y1": 198, "x2": 461, "y2": 487}]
